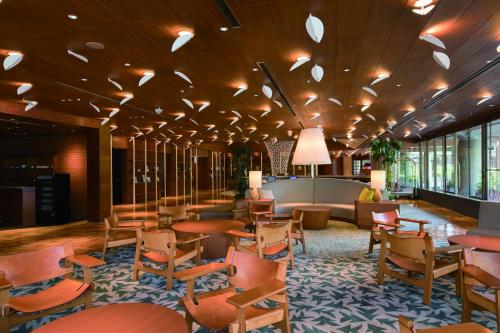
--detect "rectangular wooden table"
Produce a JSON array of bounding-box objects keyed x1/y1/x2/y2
[{"x1": 354, "y1": 200, "x2": 401, "y2": 229}]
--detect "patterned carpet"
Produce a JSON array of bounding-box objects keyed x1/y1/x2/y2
[{"x1": 10, "y1": 209, "x2": 497, "y2": 332}]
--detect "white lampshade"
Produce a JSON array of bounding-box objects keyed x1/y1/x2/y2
[
  {"x1": 292, "y1": 128, "x2": 331, "y2": 165},
  {"x1": 371, "y1": 170, "x2": 386, "y2": 190},
  {"x1": 249, "y1": 170, "x2": 262, "y2": 189}
]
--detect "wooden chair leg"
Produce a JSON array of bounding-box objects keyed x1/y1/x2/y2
[
  {"x1": 236, "y1": 308, "x2": 246, "y2": 333},
  {"x1": 368, "y1": 233, "x2": 375, "y2": 254},
  {"x1": 84, "y1": 291, "x2": 93, "y2": 309},
  {"x1": 495, "y1": 291, "x2": 499, "y2": 331},
  {"x1": 423, "y1": 274, "x2": 433, "y2": 305},
  {"x1": 185, "y1": 311, "x2": 194, "y2": 332},
  {"x1": 195, "y1": 240, "x2": 201, "y2": 265},
  {"x1": 0, "y1": 315, "x2": 10, "y2": 333},
  {"x1": 280, "y1": 301, "x2": 291, "y2": 333},
  {"x1": 102, "y1": 236, "x2": 108, "y2": 260},
  {"x1": 166, "y1": 262, "x2": 175, "y2": 291},
  {"x1": 462, "y1": 287, "x2": 472, "y2": 323}
]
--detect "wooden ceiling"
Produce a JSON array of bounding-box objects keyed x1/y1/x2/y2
[{"x1": 0, "y1": 0, "x2": 498, "y2": 146}]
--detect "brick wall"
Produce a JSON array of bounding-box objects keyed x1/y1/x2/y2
[{"x1": 0, "y1": 134, "x2": 88, "y2": 220}]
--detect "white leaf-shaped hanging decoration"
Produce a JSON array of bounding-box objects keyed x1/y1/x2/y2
[
  {"x1": 233, "y1": 85, "x2": 247, "y2": 97},
  {"x1": 120, "y1": 94, "x2": 133, "y2": 105},
  {"x1": 262, "y1": 84, "x2": 273, "y2": 99},
  {"x1": 361, "y1": 104, "x2": 371, "y2": 112},
  {"x1": 198, "y1": 102, "x2": 210, "y2": 112},
  {"x1": 305, "y1": 95, "x2": 317, "y2": 106},
  {"x1": 158, "y1": 122, "x2": 167, "y2": 129},
  {"x1": 310, "y1": 113, "x2": 320, "y2": 120},
  {"x1": 311, "y1": 64, "x2": 324, "y2": 82},
  {"x1": 273, "y1": 100, "x2": 283, "y2": 108},
  {"x1": 182, "y1": 98, "x2": 194, "y2": 109},
  {"x1": 89, "y1": 102, "x2": 100, "y2": 112},
  {"x1": 138, "y1": 71, "x2": 155, "y2": 86},
  {"x1": 276, "y1": 121, "x2": 284, "y2": 129},
  {"x1": 174, "y1": 70, "x2": 192, "y2": 84},
  {"x1": 174, "y1": 113, "x2": 185, "y2": 121},
  {"x1": 190, "y1": 118, "x2": 199, "y2": 126},
  {"x1": 248, "y1": 115, "x2": 258, "y2": 122},
  {"x1": 261, "y1": 109, "x2": 271, "y2": 117},
  {"x1": 362, "y1": 86, "x2": 378, "y2": 97},
  {"x1": 305, "y1": 14, "x2": 324, "y2": 43},
  {"x1": 419, "y1": 34, "x2": 446, "y2": 49},
  {"x1": 231, "y1": 110, "x2": 242, "y2": 118},
  {"x1": 242, "y1": 137, "x2": 249, "y2": 143},
  {"x1": 206, "y1": 124, "x2": 215, "y2": 131},
  {"x1": 131, "y1": 125, "x2": 140, "y2": 131},
  {"x1": 67, "y1": 49, "x2": 88, "y2": 63},
  {"x1": 289, "y1": 56, "x2": 310, "y2": 71},
  {"x1": 109, "y1": 108, "x2": 120, "y2": 117},
  {"x1": 171, "y1": 31, "x2": 194, "y2": 53},
  {"x1": 433, "y1": 51, "x2": 450, "y2": 70},
  {"x1": 101, "y1": 118, "x2": 110, "y2": 126},
  {"x1": 328, "y1": 97, "x2": 342, "y2": 106},
  {"x1": 249, "y1": 127, "x2": 257, "y2": 134},
  {"x1": 17, "y1": 83, "x2": 32, "y2": 95},
  {"x1": 412, "y1": 5, "x2": 435, "y2": 16},
  {"x1": 235, "y1": 126, "x2": 243, "y2": 133},
  {"x1": 371, "y1": 73, "x2": 390, "y2": 86},
  {"x1": 366, "y1": 113, "x2": 376, "y2": 121},
  {"x1": 108, "y1": 77, "x2": 122, "y2": 90},
  {"x1": 432, "y1": 86, "x2": 448, "y2": 98},
  {"x1": 24, "y1": 100, "x2": 37, "y2": 112},
  {"x1": 440, "y1": 113, "x2": 455, "y2": 122},
  {"x1": 331, "y1": 137, "x2": 336, "y2": 142},
  {"x1": 3, "y1": 52, "x2": 23, "y2": 70}
]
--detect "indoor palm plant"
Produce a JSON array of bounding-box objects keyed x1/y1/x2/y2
[
  {"x1": 230, "y1": 144, "x2": 251, "y2": 199},
  {"x1": 370, "y1": 138, "x2": 402, "y2": 193}
]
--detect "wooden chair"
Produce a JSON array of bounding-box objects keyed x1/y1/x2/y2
[
  {"x1": 290, "y1": 211, "x2": 306, "y2": 254},
  {"x1": 461, "y1": 249, "x2": 500, "y2": 330},
  {"x1": 369, "y1": 209, "x2": 430, "y2": 253},
  {"x1": 232, "y1": 200, "x2": 274, "y2": 230},
  {"x1": 226, "y1": 221, "x2": 294, "y2": 270},
  {"x1": 173, "y1": 246, "x2": 290, "y2": 333},
  {"x1": 132, "y1": 229, "x2": 207, "y2": 290},
  {"x1": 377, "y1": 229, "x2": 463, "y2": 304},
  {"x1": 0, "y1": 242, "x2": 105, "y2": 333},
  {"x1": 157, "y1": 204, "x2": 198, "y2": 228},
  {"x1": 399, "y1": 315, "x2": 493, "y2": 333},
  {"x1": 102, "y1": 212, "x2": 145, "y2": 259}
]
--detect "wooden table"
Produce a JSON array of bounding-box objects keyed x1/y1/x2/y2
[
  {"x1": 172, "y1": 219, "x2": 245, "y2": 258},
  {"x1": 354, "y1": 200, "x2": 401, "y2": 229},
  {"x1": 265, "y1": 213, "x2": 293, "y2": 221},
  {"x1": 448, "y1": 235, "x2": 500, "y2": 252},
  {"x1": 33, "y1": 303, "x2": 187, "y2": 333},
  {"x1": 292, "y1": 206, "x2": 331, "y2": 230}
]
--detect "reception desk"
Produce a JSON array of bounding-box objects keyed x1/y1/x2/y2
[{"x1": 0, "y1": 187, "x2": 36, "y2": 227}]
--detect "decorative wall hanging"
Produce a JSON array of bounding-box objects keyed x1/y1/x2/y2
[{"x1": 265, "y1": 140, "x2": 295, "y2": 176}]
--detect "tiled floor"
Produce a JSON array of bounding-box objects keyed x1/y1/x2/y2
[{"x1": 0, "y1": 200, "x2": 476, "y2": 256}]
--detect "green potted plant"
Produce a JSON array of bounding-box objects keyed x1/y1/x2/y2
[
  {"x1": 230, "y1": 144, "x2": 251, "y2": 199},
  {"x1": 370, "y1": 138, "x2": 402, "y2": 194}
]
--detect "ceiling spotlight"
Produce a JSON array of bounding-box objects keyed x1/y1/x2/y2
[
  {"x1": 497, "y1": 45, "x2": 500, "y2": 53},
  {"x1": 252, "y1": 68, "x2": 259, "y2": 72},
  {"x1": 370, "y1": 73, "x2": 390, "y2": 85},
  {"x1": 396, "y1": 83, "x2": 402, "y2": 87},
  {"x1": 68, "y1": 14, "x2": 78, "y2": 20},
  {"x1": 477, "y1": 95, "x2": 492, "y2": 105},
  {"x1": 290, "y1": 56, "x2": 310, "y2": 71},
  {"x1": 120, "y1": 93, "x2": 134, "y2": 105},
  {"x1": 81, "y1": 78, "x2": 87, "y2": 81},
  {"x1": 233, "y1": 84, "x2": 248, "y2": 97},
  {"x1": 17, "y1": 83, "x2": 32, "y2": 95},
  {"x1": 3, "y1": 51, "x2": 23, "y2": 70},
  {"x1": 139, "y1": 70, "x2": 155, "y2": 86},
  {"x1": 171, "y1": 30, "x2": 194, "y2": 53},
  {"x1": 220, "y1": 27, "x2": 228, "y2": 32},
  {"x1": 344, "y1": 68, "x2": 351, "y2": 72},
  {"x1": 124, "y1": 63, "x2": 131, "y2": 67}
]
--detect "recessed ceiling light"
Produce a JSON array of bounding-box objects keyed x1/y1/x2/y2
[
  {"x1": 254, "y1": 94, "x2": 259, "y2": 97},
  {"x1": 344, "y1": 68, "x2": 350, "y2": 72},
  {"x1": 124, "y1": 63, "x2": 131, "y2": 67},
  {"x1": 189, "y1": 85, "x2": 194, "y2": 88},
  {"x1": 497, "y1": 45, "x2": 500, "y2": 53},
  {"x1": 220, "y1": 27, "x2": 228, "y2": 32},
  {"x1": 85, "y1": 41, "x2": 105, "y2": 50},
  {"x1": 219, "y1": 110, "x2": 226, "y2": 114},
  {"x1": 81, "y1": 78, "x2": 87, "y2": 81},
  {"x1": 252, "y1": 68, "x2": 259, "y2": 72},
  {"x1": 68, "y1": 14, "x2": 78, "y2": 20},
  {"x1": 486, "y1": 60, "x2": 492, "y2": 64}
]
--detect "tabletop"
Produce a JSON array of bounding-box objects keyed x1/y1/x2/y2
[
  {"x1": 294, "y1": 205, "x2": 331, "y2": 212},
  {"x1": 33, "y1": 303, "x2": 188, "y2": 333},
  {"x1": 172, "y1": 219, "x2": 245, "y2": 233},
  {"x1": 448, "y1": 235, "x2": 500, "y2": 252}
]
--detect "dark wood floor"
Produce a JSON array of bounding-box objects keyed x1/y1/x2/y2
[{"x1": 0, "y1": 200, "x2": 477, "y2": 256}]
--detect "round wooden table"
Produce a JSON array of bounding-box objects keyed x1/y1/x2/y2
[
  {"x1": 172, "y1": 219, "x2": 245, "y2": 258},
  {"x1": 293, "y1": 206, "x2": 331, "y2": 230},
  {"x1": 448, "y1": 235, "x2": 500, "y2": 252},
  {"x1": 33, "y1": 303, "x2": 187, "y2": 333}
]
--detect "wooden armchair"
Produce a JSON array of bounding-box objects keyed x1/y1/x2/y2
[
  {"x1": 158, "y1": 204, "x2": 198, "y2": 228},
  {"x1": 399, "y1": 315, "x2": 493, "y2": 333},
  {"x1": 232, "y1": 200, "x2": 274, "y2": 230},
  {"x1": 0, "y1": 242, "x2": 105, "y2": 333},
  {"x1": 173, "y1": 246, "x2": 290, "y2": 333},
  {"x1": 290, "y1": 211, "x2": 306, "y2": 254},
  {"x1": 226, "y1": 221, "x2": 294, "y2": 270},
  {"x1": 377, "y1": 229, "x2": 463, "y2": 304},
  {"x1": 102, "y1": 212, "x2": 145, "y2": 259},
  {"x1": 132, "y1": 229, "x2": 207, "y2": 290},
  {"x1": 461, "y1": 249, "x2": 500, "y2": 329},
  {"x1": 369, "y1": 209, "x2": 429, "y2": 253}
]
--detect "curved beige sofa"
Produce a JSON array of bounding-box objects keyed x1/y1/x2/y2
[{"x1": 261, "y1": 178, "x2": 369, "y2": 221}]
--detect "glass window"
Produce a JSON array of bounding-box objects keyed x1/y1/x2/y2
[
  {"x1": 352, "y1": 160, "x2": 361, "y2": 175},
  {"x1": 457, "y1": 129, "x2": 470, "y2": 197},
  {"x1": 435, "y1": 137, "x2": 444, "y2": 191},
  {"x1": 428, "y1": 140, "x2": 435, "y2": 191},
  {"x1": 399, "y1": 144, "x2": 420, "y2": 191},
  {"x1": 469, "y1": 126, "x2": 482, "y2": 198},
  {"x1": 487, "y1": 120, "x2": 500, "y2": 201},
  {"x1": 445, "y1": 134, "x2": 456, "y2": 193},
  {"x1": 419, "y1": 142, "x2": 426, "y2": 189}
]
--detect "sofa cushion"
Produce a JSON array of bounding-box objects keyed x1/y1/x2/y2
[
  {"x1": 274, "y1": 202, "x2": 312, "y2": 214},
  {"x1": 313, "y1": 178, "x2": 369, "y2": 204},
  {"x1": 258, "y1": 189, "x2": 275, "y2": 200},
  {"x1": 262, "y1": 178, "x2": 313, "y2": 203},
  {"x1": 358, "y1": 188, "x2": 374, "y2": 202},
  {"x1": 466, "y1": 228, "x2": 500, "y2": 237}
]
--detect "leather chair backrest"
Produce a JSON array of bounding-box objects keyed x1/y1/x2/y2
[
  {"x1": 0, "y1": 242, "x2": 74, "y2": 287},
  {"x1": 464, "y1": 249, "x2": 500, "y2": 278},
  {"x1": 159, "y1": 205, "x2": 188, "y2": 219},
  {"x1": 137, "y1": 229, "x2": 176, "y2": 253},
  {"x1": 383, "y1": 230, "x2": 432, "y2": 262},
  {"x1": 226, "y1": 247, "x2": 286, "y2": 290},
  {"x1": 372, "y1": 210, "x2": 399, "y2": 230},
  {"x1": 256, "y1": 222, "x2": 291, "y2": 247}
]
